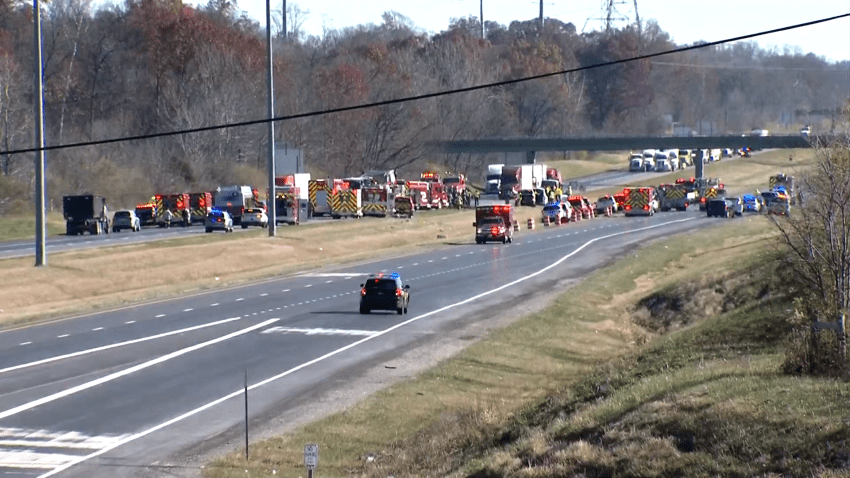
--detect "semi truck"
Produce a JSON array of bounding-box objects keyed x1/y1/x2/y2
[
  {"x1": 499, "y1": 165, "x2": 535, "y2": 199},
  {"x1": 63, "y1": 195, "x2": 110, "y2": 235},
  {"x1": 485, "y1": 164, "x2": 504, "y2": 195}
]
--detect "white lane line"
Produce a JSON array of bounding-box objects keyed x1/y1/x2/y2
[
  {"x1": 183, "y1": 308, "x2": 193, "y2": 313},
  {"x1": 428, "y1": 260, "x2": 433, "y2": 263},
  {"x1": 282, "y1": 289, "x2": 290, "y2": 292},
  {"x1": 260, "y1": 293, "x2": 268, "y2": 297},
  {"x1": 0, "y1": 319, "x2": 277, "y2": 421},
  {"x1": 262, "y1": 326, "x2": 376, "y2": 336},
  {"x1": 125, "y1": 321, "x2": 136, "y2": 324},
  {"x1": 92, "y1": 327, "x2": 103, "y2": 331},
  {"x1": 39, "y1": 217, "x2": 696, "y2": 478},
  {"x1": 155, "y1": 314, "x2": 165, "y2": 318},
  {"x1": 211, "y1": 303, "x2": 219, "y2": 307},
  {"x1": 304, "y1": 284, "x2": 312, "y2": 288},
  {"x1": 236, "y1": 298, "x2": 244, "y2": 302},
  {"x1": 442, "y1": 257, "x2": 448, "y2": 260},
  {"x1": 56, "y1": 335, "x2": 69, "y2": 339},
  {"x1": 412, "y1": 263, "x2": 418, "y2": 266},
  {"x1": 19, "y1": 342, "x2": 31, "y2": 346},
  {"x1": 325, "y1": 281, "x2": 333, "y2": 284},
  {"x1": 0, "y1": 317, "x2": 243, "y2": 375}
]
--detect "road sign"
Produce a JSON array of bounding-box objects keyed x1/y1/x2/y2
[{"x1": 304, "y1": 443, "x2": 319, "y2": 470}]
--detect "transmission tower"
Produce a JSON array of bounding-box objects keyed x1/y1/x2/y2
[{"x1": 596, "y1": 0, "x2": 641, "y2": 33}]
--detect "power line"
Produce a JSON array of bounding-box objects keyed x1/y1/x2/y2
[{"x1": 3, "y1": 12, "x2": 848, "y2": 157}]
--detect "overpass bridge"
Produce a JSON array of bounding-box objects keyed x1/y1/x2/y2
[{"x1": 434, "y1": 135, "x2": 820, "y2": 161}]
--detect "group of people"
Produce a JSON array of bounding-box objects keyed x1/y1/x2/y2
[
  {"x1": 162, "y1": 208, "x2": 190, "y2": 227},
  {"x1": 449, "y1": 188, "x2": 480, "y2": 209}
]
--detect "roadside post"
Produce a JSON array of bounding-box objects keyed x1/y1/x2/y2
[{"x1": 304, "y1": 443, "x2": 319, "y2": 477}]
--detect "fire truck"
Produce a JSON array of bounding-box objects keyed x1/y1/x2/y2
[
  {"x1": 657, "y1": 183, "x2": 690, "y2": 211},
  {"x1": 474, "y1": 205, "x2": 514, "y2": 244},
  {"x1": 330, "y1": 181, "x2": 362, "y2": 218},
  {"x1": 134, "y1": 201, "x2": 157, "y2": 227},
  {"x1": 155, "y1": 193, "x2": 191, "y2": 227},
  {"x1": 188, "y1": 192, "x2": 212, "y2": 224},
  {"x1": 272, "y1": 186, "x2": 300, "y2": 225},
  {"x1": 362, "y1": 186, "x2": 393, "y2": 217},
  {"x1": 623, "y1": 187, "x2": 657, "y2": 216},
  {"x1": 308, "y1": 179, "x2": 340, "y2": 217},
  {"x1": 420, "y1": 171, "x2": 448, "y2": 208},
  {"x1": 214, "y1": 185, "x2": 258, "y2": 225},
  {"x1": 406, "y1": 180, "x2": 432, "y2": 210}
]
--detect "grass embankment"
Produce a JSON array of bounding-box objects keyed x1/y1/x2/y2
[
  {"x1": 205, "y1": 208, "x2": 839, "y2": 477},
  {"x1": 0, "y1": 212, "x2": 65, "y2": 241}
]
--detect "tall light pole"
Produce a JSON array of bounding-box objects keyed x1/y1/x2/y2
[
  {"x1": 479, "y1": 0, "x2": 484, "y2": 39},
  {"x1": 33, "y1": 0, "x2": 47, "y2": 266},
  {"x1": 266, "y1": 0, "x2": 276, "y2": 237}
]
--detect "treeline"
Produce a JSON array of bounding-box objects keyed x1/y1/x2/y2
[{"x1": 0, "y1": 0, "x2": 847, "y2": 211}]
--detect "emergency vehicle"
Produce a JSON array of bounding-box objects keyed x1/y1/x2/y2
[
  {"x1": 406, "y1": 180, "x2": 434, "y2": 210},
  {"x1": 419, "y1": 171, "x2": 448, "y2": 208},
  {"x1": 657, "y1": 183, "x2": 690, "y2": 211},
  {"x1": 214, "y1": 185, "x2": 258, "y2": 225},
  {"x1": 134, "y1": 201, "x2": 157, "y2": 227},
  {"x1": 567, "y1": 195, "x2": 595, "y2": 219},
  {"x1": 623, "y1": 187, "x2": 657, "y2": 216},
  {"x1": 769, "y1": 173, "x2": 795, "y2": 204},
  {"x1": 330, "y1": 182, "x2": 362, "y2": 218},
  {"x1": 362, "y1": 186, "x2": 393, "y2": 217},
  {"x1": 188, "y1": 192, "x2": 212, "y2": 224},
  {"x1": 272, "y1": 186, "x2": 300, "y2": 225},
  {"x1": 442, "y1": 173, "x2": 466, "y2": 195},
  {"x1": 308, "y1": 179, "x2": 343, "y2": 217},
  {"x1": 393, "y1": 196, "x2": 414, "y2": 218},
  {"x1": 474, "y1": 205, "x2": 514, "y2": 244},
  {"x1": 155, "y1": 193, "x2": 191, "y2": 227},
  {"x1": 699, "y1": 185, "x2": 726, "y2": 211}
]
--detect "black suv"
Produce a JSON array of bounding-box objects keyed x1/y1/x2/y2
[{"x1": 360, "y1": 273, "x2": 410, "y2": 315}]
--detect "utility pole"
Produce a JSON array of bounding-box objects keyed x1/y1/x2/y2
[
  {"x1": 282, "y1": 0, "x2": 287, "y2": 40},
  {"x1": 479, "y1": 0, "x2": 484, "y2": 39},
  {"x1": 539, "y1": 0, "x2": 543, "y2": 30},
  {"x1": 33, "y1": 0, "x2": 46, "y2": 267},
  {"x1": 266, "y1": 0, "x2": 276, "y2": 237}
]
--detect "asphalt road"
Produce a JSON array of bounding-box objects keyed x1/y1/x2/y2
[{"x1": 0, "y1": 206, "x2": 720, "y2": 477}]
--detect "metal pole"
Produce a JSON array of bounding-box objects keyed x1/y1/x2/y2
[
  {"x1": 244, "y1": 369, "x2": 249, "y2": 460},
  {"x1": 479, "y1": 0, "x2": 484, "y2": 39},
  {"x1": 266, "y1": 0, "x2": 276, "y2": 237},
  {"x1": 282, "y1": 0, "x2": 287, "y2": 40},
  {"x1": 539, "y1": 0, "x2": 543, "y2": 30},
  {"x1": 33, "y1": 0, "x2": 46, "y2": 267}
]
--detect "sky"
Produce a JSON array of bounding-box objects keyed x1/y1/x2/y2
[{"x1": 227, "y1": 0, "x2": 850, "y2": 62}]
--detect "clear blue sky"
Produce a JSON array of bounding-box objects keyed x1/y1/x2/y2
[{"x1": 231, "y1": 0, "x2": 850, "y2": 62}]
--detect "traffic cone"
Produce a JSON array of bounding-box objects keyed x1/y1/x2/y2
[
  {"x1": 543, "y1": 215, "x2": 550, "y2": 227},
  {"x1": 527, "y1": 218, "x2": 535, "y2": 229},
  {"x1": 605, "y1": 206, "x2": 612, "y2": 217}
]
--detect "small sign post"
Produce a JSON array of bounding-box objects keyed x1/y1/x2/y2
[{"x1": 304, "y1": 443, "x2": 319, "y2": 477}]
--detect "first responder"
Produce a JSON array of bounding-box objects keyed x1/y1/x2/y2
[
  {"x1": 163, "y1": 209, "x2": 173, "y2": 228},
  {"x1": 182, "y1": 208, "x2": 190, "y2": 227}
]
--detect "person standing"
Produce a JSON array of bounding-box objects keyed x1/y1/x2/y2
[{"x1": 163, "y1": 208, "x2": 173, "y2": 228}]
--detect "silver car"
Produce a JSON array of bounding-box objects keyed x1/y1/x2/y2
[{"x1": 112, "y1": 210, "x2": 140, "y2": 232}]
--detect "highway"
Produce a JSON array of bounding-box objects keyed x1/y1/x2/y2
[{"x1": 0, "y1": 207, "x2": 717, "y2": 477}]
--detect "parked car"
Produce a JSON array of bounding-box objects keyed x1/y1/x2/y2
[
  {"x1": 542, "y1": 202, "x2": 571, "y2": 224},
  {"x1": 706, "y1": 199, "x2": 732, "y2": 218},
  {"x1": 112, "y1": 210, "x2": 140, "y2": 232},
  {"x1": 241, "y1": 207, "x2": 268, "y2": 228},
  {"x1": 205, "y1": 209, "x2": 233, "y2": 233},
  {"x1": 742, "y1": 194, "x2": 762, "y2": 213},
  {"x1": 595, "y1": 195, "x2": 618, "y2": 214},
  {"x1": 725, "y1": 197, "x2": 744, "y2": 216}
]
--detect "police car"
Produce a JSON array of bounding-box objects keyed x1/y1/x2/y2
[
  {"x1": 360, "y1": 272, "x2": 410, "y2": 315},
  {"x1": 205, "y1": 209, "x2": 234, "y2": 233}
]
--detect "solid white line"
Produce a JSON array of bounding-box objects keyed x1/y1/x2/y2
[
  {"x1": 262, "y1": 326, "x2": 377, "y2": 336},
  {"x1": 0, "y1": 319, "x2": 276, "y2": 422},
  {"x1": 39, "y1": 217, "x2": 695, "y2": 477},
  {"x1": 0, "y1": 317, "x2": 243, "y2": 375}
]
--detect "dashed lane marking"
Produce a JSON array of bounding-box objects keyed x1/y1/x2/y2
[
  {"x1": 91, "y1": 328, "x2": 103, "y2": 331},
  {"x1": 155, "y1": 314, "x2": 165, "y2": 318},
  {"x1": 56, "y1": 335, "x2": 69, "y2": 339}
]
